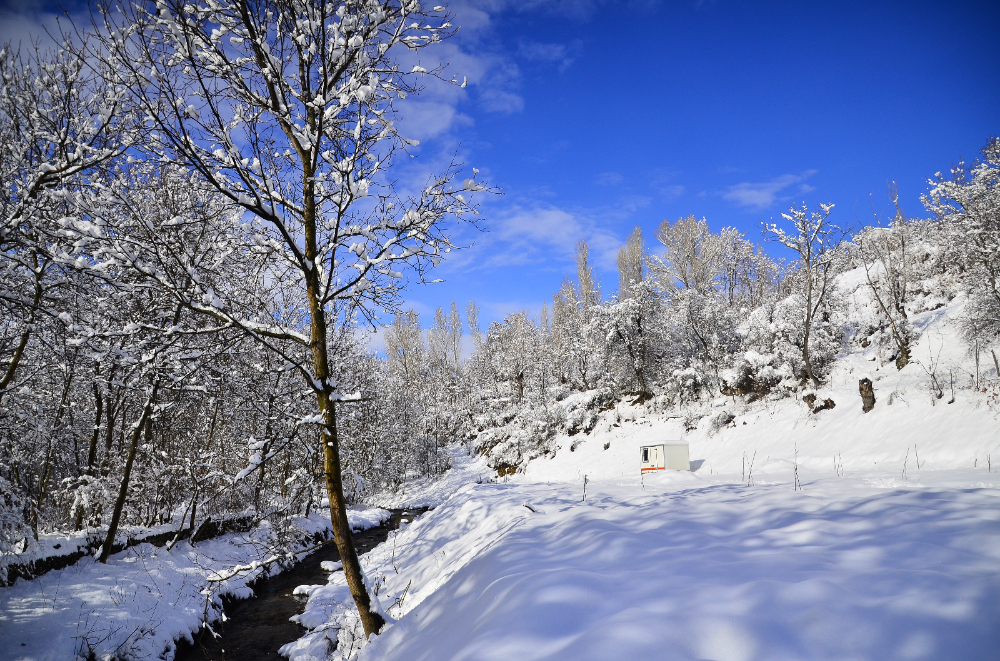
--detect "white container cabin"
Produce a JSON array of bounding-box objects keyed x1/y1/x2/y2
[{"x1": 640, "y1": 442, "x2": 690, "y2": 472}]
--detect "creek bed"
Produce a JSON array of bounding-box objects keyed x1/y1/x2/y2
[{"x1": 174, "y1": 508, "x2": 425, "y2": 661}]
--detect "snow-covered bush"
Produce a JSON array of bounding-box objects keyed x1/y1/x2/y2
[{"x1": 924, "y1": 137, "x2": 1000, "y2": 347}]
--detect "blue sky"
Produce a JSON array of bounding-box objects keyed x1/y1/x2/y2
[
  {"x1": 396, "y1": 0, "x2": 1000, "y2": 327},
  {"x1": 3, "y1": 0, "x2": 998, "y2": 332}
]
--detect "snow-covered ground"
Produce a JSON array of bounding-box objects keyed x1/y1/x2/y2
[
  {"x1": 290, "y1": 472, "x2": 1000, "y2": 661},
  {"x1": 283, "y1": 290, "x2": 1000, "y2": 661},
  {"x1": 369, "y1": 445, "x2": 492, "y2": 510},
  {"x1": 5, "y1": 273, "x2": 1000, "y2": 661},
  {"x1": 0, "y1": 506, "x2": 389, "y2": 661}
]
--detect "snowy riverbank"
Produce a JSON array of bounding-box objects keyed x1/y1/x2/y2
[{"x1": 0, "y1": 506, "x2": 389, "y2": 661}]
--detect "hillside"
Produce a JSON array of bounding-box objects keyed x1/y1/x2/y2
[{"x1": 280, "y1": 275, "x2": 1000, "y2": 661}]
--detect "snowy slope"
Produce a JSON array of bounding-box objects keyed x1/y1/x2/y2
[
  {"x1": 290, "y1": 476, "x2": 1000, "y2": 661},
  {"x1": 519, "y1": 281, "x2": 999, "y2": 487},
  {"x1": 284, "y1": 280, "x2": 1000, "y2": 661}
]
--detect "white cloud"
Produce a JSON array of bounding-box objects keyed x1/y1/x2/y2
[
  {"x1": 723, "y1": 170, "x2": 818, "y2": 210},
  {"x1": 618, "y1": 195, "x2": 652, "y2": 212},
  {"x1": 650, "y1": 168, "x2": 685, "y2": 201},
  {"x1": 596, "y1": 171, "x2": 624, "y2": 186},
  {"x1": 517, "y1": 39, "x2": 583, "y2": 70},
  {"x1": 396, "y1": 100, "x2": 472, "y2": 140},
  {"x1": 440, "y1": 200, "x2": 625, "y2": 275},
  {"x1": 0, "y1": 1, "x2": 83, "y2": 49},
  {"x1": 658, "y1": 184, "x2": 685, "y2": 201},
  {"x1": 452, "y1": 0, "x2": 602, "y2": 22},
  {"x1": 479, "y1": 88, "x2": 525, "y2": 114}
]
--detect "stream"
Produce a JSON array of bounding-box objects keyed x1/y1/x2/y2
[{"x1": 174, "y1": 508, "x2": 425, "y2": 661}]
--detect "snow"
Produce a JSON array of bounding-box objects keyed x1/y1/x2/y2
[
  {"x1": 6, "y1": 269, "x2": 1000, "y2": 661},
  {"x1": 282, "y1": 286, "x2": 1000, "y2": 661},
  {"x1": 369, "y1": 445, "x2": 492, "y2": 510},
  {"x1": 287, "y1": 475, "x2": 1000, "y2": 661},
  {"x1": 0, "y1": 506, "x2": 389, "y2": 661}
]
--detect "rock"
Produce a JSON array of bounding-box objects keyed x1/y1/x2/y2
[
  {"x1": 804, "y1": 393, "x2": 836, "y2": 414},
  {"x1": 859, "y1": 378, "x2": 876, "y2": 413}
]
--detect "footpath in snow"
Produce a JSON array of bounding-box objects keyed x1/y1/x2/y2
[{"x1": 0, "y1": 506, "x2": 389, "y2": 661}]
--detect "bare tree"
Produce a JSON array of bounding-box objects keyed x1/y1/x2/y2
[
  {"x1": 764, "y1": 202, "x2": 845, "y2": 386},
  {"x1": 856, "y1": 184, "x2": 914, "y2": 369},
  {"x1": 617, "y1": 226, "x2": 644, "y2": 300},
  {"x1": 89, "y1": 0, "x2": 485, "y2": 635}
]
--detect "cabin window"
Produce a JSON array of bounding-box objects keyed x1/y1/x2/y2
[{"x1": 642, "y1": 448, "x2": 649, "y2": 462}]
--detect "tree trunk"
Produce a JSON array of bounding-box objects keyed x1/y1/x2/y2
[
  {"x1": 99, "y1": 383, "x2": 158, "y2": 563},
  {"x1": 0, "y1": 252, "x2": 43, "y2": 408},
  {"x1": 100, "y1": 395, "x2": 119, "y2": 477},
  {"x1": 254, "y1": 394, "x2": 275, "y2": 512},
  {"x1": 859, "y1": 378, "x2": 876, "y2": 413},
  {"x1": 802, "y1": 271, "x2": 818, "y2": 386},
  {"x1": 86, "y1": 381, "x2": 103, "y2": 475},
  {"x1": 894, "y1": 346, "x2": 910, "y2": 370},
  {"x1": 302, "y1": 167, "x2": 384, "y2": 637},
  {"x1": 321, "y1": 400, "x2": 385, "y2": 636}
]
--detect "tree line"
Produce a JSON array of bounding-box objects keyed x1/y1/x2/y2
[
  {"x1": 1, "y1": 0, "x2": 997, "y2": 639},
  {"x1": 401, "y1": 141, "x2": 998, "y2": 474}
]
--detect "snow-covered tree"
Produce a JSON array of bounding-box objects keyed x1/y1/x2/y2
[
  {"x1": 617, "y1": 226, "x2": 644, "y2": 300},
  {"x1": 764, "y1": 202, "x2": 846, "y2": 386},
  {"x1": 854, "y1": 186, "x2": 916, "y2": 369},
  {"x1": 923, "y1": 137, "x2": 1000, "y2": 350},
  {"x1": 90, "y1": 0, "x2": 484, "y2": 633},
  {"x1": 0, "y1": 38, "x2": 130, "y2": 406},
  {"x1": 384, "y1": 309, "x2": 424, "y2": 385},
  {"x1": 717, "y1": 228, "x2": 783, "y2": 310},
  {"x1": 649, "y1": 215, "x2": 723, "y2": 296}
]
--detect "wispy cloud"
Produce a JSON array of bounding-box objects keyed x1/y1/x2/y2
[
  {"x1": 442, "y1": 200, "x2": 625, "y2": 274},
  {"x1": 0, "y1": 0, "x2": 89, "y2": 49},
  {"x1": 517, "y1": 39, "x2": 583, "y2": 70},
  {"x1": 479, "y1": 88, "x2": 526, "y2": 114},
  {"x1": 650, "y1": 169, "x2": 685, "y2": 201},
  {"x1": 396, "y1": 100, "x2": 473, "y2": 140},
  {"x1": 723, "y1": 170, "x2": 818, "y2": 210},
  {"x1": 596, "y1": 171, "x2": 624, "y2": 186}
]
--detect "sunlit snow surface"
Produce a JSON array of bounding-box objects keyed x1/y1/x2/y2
[
  {"x1": 288, "y1": 309, "x2": 1000, "y2": 661},
  {"x1": 300, "y1": 474, "x2": 1000, "y2": 661}
]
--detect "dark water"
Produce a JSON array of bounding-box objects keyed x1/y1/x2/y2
[{"x1": 174, "y1": 509, "x2": 425, "y2": 661}]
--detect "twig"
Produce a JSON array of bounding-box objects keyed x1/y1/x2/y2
[
  {"x1": 393, "y1": 579, "x2": 412, "y2": 615},
  {"x1": 391, "y1": 530, "x2": 399, "y2": 575},
  {"x1": 793, "y1": 444, "x2": 801, "y2": 491}
]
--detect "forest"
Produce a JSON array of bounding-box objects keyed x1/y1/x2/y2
[{"x1": 2, "y1": 0, "x2": 999, "y2": 645}]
